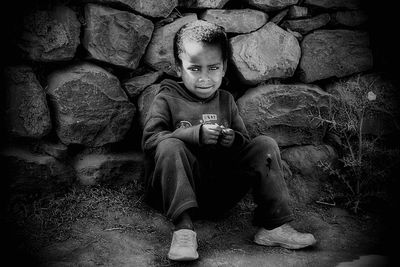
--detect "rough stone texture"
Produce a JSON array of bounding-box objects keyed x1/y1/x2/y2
[
  {"x1": 200, "y1": 9, "x2": 268, "y2": 34},
  {"x1": 237, "y1": 83, "x2": 333, "y2": 146},
  {"x1": 1, "y1": 146, "x2": 75, "y2": 197},
  {"x1": 179, "y1": 0, "x2": 230, "y2": 9},
  {"x1": 143, "y1": 14, "x2": 198, "y2": 77},
  {"x1": 286, "y1": 28, "x2": 303, "y2": 40},
  {"x1": 282, "y1": 13, "x2": 330, "y2": 35},
  {"x1": 282, "y1": 160, "x2": 293, "y2": 181},
  {"x1": 230, "y1": 22, "x2": 301, "y2": 85},
  {"x1": 2, "y1": 65, "x2": 52, "y2": 138},
  {"x1": 298, "y1": 30, "x2": 373, "y2": 83},
  {"x1": 74, "y1": 152, "x2": 144, "y2": 185},
  {"x1": 282, "y1": 144, "x2": 338, "y2": 203},
  {"x1": 282, "y1": 144, "x2": 337, "y2": 179},
  {"x1": 304, "y1": 0, "x2": 361, "y2": 10},
  {"x1": 35, "y1": 141, "x2": 70, "y2": 160},
  {"x1": 137, "y1": 84, "x2": 161, "y2": 130},
  {"x1": 288, "y1": 5, "x2": 309, "y2": 19},
  {"x1": 325, "y1": 73, "x2": 400, "y2": 136},
  {"x1": 270, "y1": 9, "x2": 289, "y2": 24},
  {"x1": 46, "y1": 62, "x2": 136, "y2": 147},
  {"x1": 82, "y1": 0, "x2": 178, "y2": 18},
  {"x1": 83, "y1": 4, "x2": 154, "y2": 70},
  {"x1": 123, "y1": 71, "x2": 163, "y2": 99},
  {"x1": 331, "y1": 10, "x2": 368, "y2": 27},
  {"x1": 247, "y1": 0, "x2": 298, "y2": 11},
  {"x1": 17, "y1": 5, "x2": 80, "y2": 62}
]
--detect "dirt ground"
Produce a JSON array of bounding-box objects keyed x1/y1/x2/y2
[{"x1": 1, "y1": 184, "x2": 394, "y2": 267}]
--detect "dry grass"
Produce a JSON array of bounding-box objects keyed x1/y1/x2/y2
[{"x1": 4, "y1": 182, "x2": 145, "y2": 248}]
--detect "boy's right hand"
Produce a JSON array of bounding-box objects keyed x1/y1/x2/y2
[{"x1": 201, "y1": 124, "x2": 222, "y2": 145}]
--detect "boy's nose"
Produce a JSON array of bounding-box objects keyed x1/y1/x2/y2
[{"x1": 198, "y1": 72, "x2": 211, "y2": 83}]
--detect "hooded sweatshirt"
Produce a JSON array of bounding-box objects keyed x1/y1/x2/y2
[{"x1": 141, "y1": 79, "x2": 250, "y2": 153}]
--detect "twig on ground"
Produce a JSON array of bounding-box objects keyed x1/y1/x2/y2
[{"x1": 315, "y1": 200, "x2": 336, "y2": 206}]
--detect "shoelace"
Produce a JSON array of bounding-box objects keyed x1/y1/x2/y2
[
  {"x1": 175, "y1": 232, "x2": 195, "y2": 246},
  {"x1": 284, "y1": 224, "x2": 299, "y2": 233},
  {"x1": 280, "y1": 224, "x2": 305, "y2": 238}
]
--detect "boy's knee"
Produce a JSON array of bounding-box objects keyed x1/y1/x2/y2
[{"x1": 252, "y1": 135, "x2": 280, "y2": 152}]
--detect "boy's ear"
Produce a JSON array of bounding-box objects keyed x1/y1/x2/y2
[
  {"x1": 223, "y1": 60, "x2": 227, "y2": 76},
  {"x1": 176, "y1": 64, "x2": 182, "y2": 77}
]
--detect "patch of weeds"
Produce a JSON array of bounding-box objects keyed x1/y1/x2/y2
[{"x1": 312, "y1": 75, "x2": 400, "y2": 214}]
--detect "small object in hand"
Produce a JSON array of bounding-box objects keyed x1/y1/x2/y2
[{"x1": 214, "y1": 124, "x2": 226, "y2": 135}]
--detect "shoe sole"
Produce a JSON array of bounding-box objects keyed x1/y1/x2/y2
[
  {"x1": 167, "y1": 252, "x2": 199, "y2": 261},
  {"x1": 254, "y1": 238, "x2": 316, "y2": 250}
]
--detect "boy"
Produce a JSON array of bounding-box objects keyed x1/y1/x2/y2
[{"x1": 141, "y1": 20, "x2": 316, "y2": 261}]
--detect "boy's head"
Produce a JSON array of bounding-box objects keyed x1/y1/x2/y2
[{"x1": 174, "y1": 20, "x2": 229, "y2": 99}]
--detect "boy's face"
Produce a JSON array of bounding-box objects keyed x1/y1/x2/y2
[{"x1": 177, "y1": 40, "x2": 226, "y2": 99}]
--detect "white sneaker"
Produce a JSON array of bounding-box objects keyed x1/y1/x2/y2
[
  {"x1": 167, "y1": 229, "x2": 199, "y2": 261},
  {"x1": 254, "y1": 224, "x2": 317, "y2": 249}
]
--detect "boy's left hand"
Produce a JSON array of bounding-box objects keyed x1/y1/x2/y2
[{"x1": 219, "y1": 128, "x2": 235, "y2": 147}]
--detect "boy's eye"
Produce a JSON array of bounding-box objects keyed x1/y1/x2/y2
[
  {"x1": 188, "y1": 67, "x2": 200, "y2": 72},
  {"x1": 209, "y1": 66, "x2": 219, "y2": 71}
]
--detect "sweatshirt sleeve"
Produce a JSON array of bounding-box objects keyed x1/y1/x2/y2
[
  {"x1": 141, "y1": 94, "x2": 201, "y2": 152},
  {"x1": 229, "y1": 94, "x2": 251, "y2": 150}
]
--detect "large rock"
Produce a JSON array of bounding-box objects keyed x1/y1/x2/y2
[
  {"x1": 230, "y1": 22, "x2": 301, "y2": 85},
  {"x1": 246, "y1": 0, "x2": 298, "y2": 11},
  {"x1": 74, "y1": 152, "x2": 144, "y2": 185},
  {"x1": 143, "y1": 14, "x2": 198, "y2": 77},
  {"x1": 331, "y1": 10, "x2": 368, "y2": 27},
  {"x1": 200, "y1": 9, "x2": 268, "y2": 34},
  {"x1": 282, "y1": 144, "x2": 338, "y2": 203},
  {"x1": 298, "y1": 30, "x2": 373, "y2": 83},
  {"x1": 82, "y1": 0, "x2": 178, "y2": 18},
  {"x1": 2, "y1": 65, "x2": 52, "y2": 138},
  {"x1": 237, "y1": 83, "x2": 333, "y2": 146},
  {"x1": 123, "y1": 71, "x2": 163, "y2": 99},
  {"x1": 83, "y1": 4, "x2": 154, "y2": 70},
  {"x1": 46, "y1": 62, "x2": 136, "y2": 147},
  {"x1": 17, "y1": 5, "x2": 80, "y2": 62},
  {"x1": 282, "y1": 13, "x2": 330, "y2": 35},
  {"x1": 1, "y1": 146, "x2": 75, "y2": 198}
]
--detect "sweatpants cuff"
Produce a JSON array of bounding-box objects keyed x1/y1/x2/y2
[
  {"x1": 170, "y1": 200, "x2": 199, "y2": 222},
  {"x1": 253, "y1": 214, "x2": 294, "y2": 230}
]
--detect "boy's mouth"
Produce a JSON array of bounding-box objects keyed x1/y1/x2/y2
[{"x1": 196, "y1": 85, "x2": 213, "y2": 90}]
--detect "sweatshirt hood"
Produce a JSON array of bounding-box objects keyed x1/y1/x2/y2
[{"x1": 160, "y1": 79, "x2": 218, "y2": 103}]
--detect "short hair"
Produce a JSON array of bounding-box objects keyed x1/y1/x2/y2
[{"x1": 173, "y1": 20, "x2": 229, "y2": 66}]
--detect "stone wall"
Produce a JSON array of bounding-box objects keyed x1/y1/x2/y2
[{"x1": 1, "y1": 0, "x2": 398, "y2": 204}]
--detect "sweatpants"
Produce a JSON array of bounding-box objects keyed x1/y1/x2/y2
[{"x1": 144, "y1": 135, "x2": 293, "y2": 230}]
